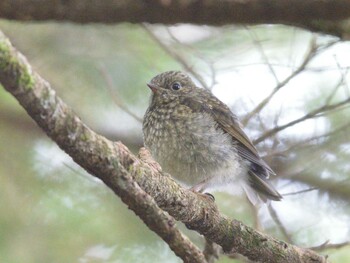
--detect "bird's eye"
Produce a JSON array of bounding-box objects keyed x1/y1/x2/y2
[{"x1": 171, "y1": 82, "x2": 182, "y2": 91}]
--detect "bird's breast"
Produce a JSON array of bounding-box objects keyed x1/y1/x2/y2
[{"x1": 143, "y1": 107, "x2": 240, "y2": 184}]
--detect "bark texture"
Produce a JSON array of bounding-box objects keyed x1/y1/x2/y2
[
  {"x1": 0, "y1": 30, "x2": 329, "y2": 263},
  {"x1": 1, "y1": 0, "x2": 350, "y2": 38}
]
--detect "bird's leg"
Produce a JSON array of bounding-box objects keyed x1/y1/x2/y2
[
  {"x1": 190, "y1": 180, "x2": 207, "y2": 193},
  {"x1": 190, "y1": 179, "x2": 215, "y2": 201}
]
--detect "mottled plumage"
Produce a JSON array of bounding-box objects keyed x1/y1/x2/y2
[{"x1": 143, "y1": 71, "x2": 282, "y2": 204}]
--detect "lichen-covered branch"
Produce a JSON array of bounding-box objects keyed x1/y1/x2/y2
[
  {"x1": 0, "y1": 30, "x2": 328, "y2": 263},
  {"x1": 1, "y1": 0, "x2": 350, "y2": 38},
  {"x1": 0, "y1": 30, "x2": 206, "y2": 263}
]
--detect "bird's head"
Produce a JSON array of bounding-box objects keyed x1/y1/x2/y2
[{"x1": 147, "y1": 71, "x2": 197, "y2": 103}]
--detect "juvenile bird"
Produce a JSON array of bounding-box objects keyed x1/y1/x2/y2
[{"x1": 143, "y1": 71, "x2": 282, "y2": 205}]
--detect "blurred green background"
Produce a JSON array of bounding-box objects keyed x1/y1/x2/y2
[{"x1": 0, "y1": 21, "x2": 350, "y2": 262}]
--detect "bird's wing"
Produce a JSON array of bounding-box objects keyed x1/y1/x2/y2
[{"x1": 181, "y1": 89, "x2": 274, "y2": 176}]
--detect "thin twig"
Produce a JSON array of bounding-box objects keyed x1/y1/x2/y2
[
  {"x1": 333, "y1": 54, "x2": 350, "y2": 100},
  {"x1": 271, "y1": 106, "x2": 283, "y2": 150},
  {"x1": 283, "y1": 171, "x2": 350, "y2": 201},
  {"x1": 203, "y1": 238, "x2": 221, "y2": 263},
  {"x1": 242, "y1": 37, "x2": 318, "y2": 126},
  {"x1": 246, "y1": 26, "x2": 280, "y2": 84},
  {"x1": 282, "y1": 187, "x2": 318, "y2": 196},
  {"x1": 309, "y1": 240, "x2": 350, "y2": 251},
  {"x1": 254, "y1": 96, "x2": 350, "y2": 144},
  {"x1": 97, "y1": 64, "x2": 143, "y2": 123},
  {"x1": 247, "y1": 199, "x2": 262, "y2": 231},
  {"x1": 267, "y1": 121, "x2": 350, "y2": 158},
  {"x1": 268, "y1": 204, "x2": 294, "y2": 244},
  {"x1": 165, "y1": 27, "x2": 218, "y2": 89},
  {"x1": 220, "y1": 63, "x2": 350, "y2": 73},
  {"x1": 208, "y1": 60, "x2": 217, "y2": 89},
  {"x1": 142, "y1": 24, "x2": 210, "y2": 90},
  {"x1": 325, "y1": 60, "x2": 349, "y2": 105},
  {"x1": 313, "y1": 103, "x2": 350, "y2": 118}
]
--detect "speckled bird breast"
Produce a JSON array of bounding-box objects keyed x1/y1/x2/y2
[{"x1": 143, "y1": 104, "x2": 240, "y2": 185}]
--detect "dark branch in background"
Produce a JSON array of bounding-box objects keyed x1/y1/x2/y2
[
  {"x1": 0, "y1": 30, "x2": 329, "y2": 263},
  {"x1": 1, "y1": 0, "x2": 350, "y2": 38}
]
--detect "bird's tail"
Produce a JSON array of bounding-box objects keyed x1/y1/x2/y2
[{"x1": 244, "y1": 170, "x2": 282, "y2": 205}]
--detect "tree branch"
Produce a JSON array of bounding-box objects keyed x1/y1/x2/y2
[
  {"x1": 289, "y1": 174, "x2": 350, "y2": 201},
  {"x1": 310, "y1": 240, "x2": 350, "y2": 252},
  {"x1": 266, "y1": 121, "x2": 350, "y2": 160},
  {"x1": 1, "y1": 0, "x2": 350, "y2": 38},
  {"x1": 0, "y1": 30, "x2": 206, "y2": 263},
  {"x1": 268, "y1": 204, "x2": 293, "y2": 244},
  {"x1": 0, "y1": 30, "x2": 328, "y2": 263},
  {"x1": 242, "y1": 37, "x2": 318, "y2": 126},
  {"x1": 254, "y1": 97, "x2": 350, "y2": 144}
]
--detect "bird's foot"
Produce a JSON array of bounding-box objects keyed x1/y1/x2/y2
[
  {"x1": 190, "y1": 180, "x2": 207, "y2": 193},
  {"x1": 189, "y1": 184, "x2": 215, "y2": 202},
  {"x1": 204, "y1": 192, "x2": 215, "y2": 201}
]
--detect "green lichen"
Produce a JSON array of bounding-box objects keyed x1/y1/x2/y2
[
  {"x1": 0, "y1": 35, "x2": 35, "y2": 90},
  {"x1": 80, "y1": 132, "x2": 89, "y2": 141},
  {"x1": 18, "y1": 66, "x2": 35, "y2": 90},
  {"x1": 129, "y1": 165, "x2": 145, "y2": 183},
  {"x1": 0, "y1": 41, "x2": 11, "y2": 71}
]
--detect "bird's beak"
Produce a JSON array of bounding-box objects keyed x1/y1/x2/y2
[{"x1": 147, "y1": 83, "x2": 158, "y2": 93}]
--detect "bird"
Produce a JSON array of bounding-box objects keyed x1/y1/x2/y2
[{"x1": 142, "y1": 71, "x2": 282, "y2": 205}]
